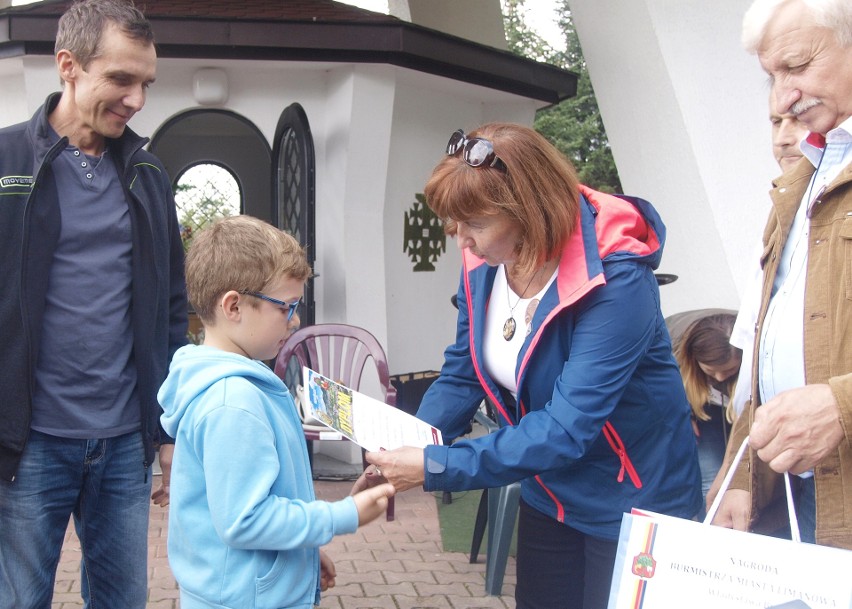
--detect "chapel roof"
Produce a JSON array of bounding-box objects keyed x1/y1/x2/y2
[{"x1": 0, "y1": 0, "x2": 577, "y2": 104}]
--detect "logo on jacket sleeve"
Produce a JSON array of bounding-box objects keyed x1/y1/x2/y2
[{"x1": 1, "y1": 176, "x2": 34, "y2": 188}]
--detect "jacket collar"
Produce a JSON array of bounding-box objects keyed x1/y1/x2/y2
[
  {"x1": 462, "y1": 185, "x2": 664, "y2": 310},
  {"x1": 30, "y1": 92, "x2": 149, "y2": 170},
  {"x1": 461, "y1": 185, "x2": 665, "y2": 423}
]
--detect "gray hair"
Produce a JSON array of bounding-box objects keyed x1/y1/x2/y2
[
  {"x1": 742, "y1": 0, "x2": 852, "y2": 53},
  {"x1": 55, "y1": 0, "x2": 154, "y2": 70}
]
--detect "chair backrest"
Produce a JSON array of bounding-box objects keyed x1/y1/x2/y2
[{"x1": 273, "y1": 323, "x2": 397, "y2": 406}]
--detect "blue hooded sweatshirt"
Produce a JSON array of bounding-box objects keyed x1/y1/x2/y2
[{"x1": 159, "y1": 344, "x2": 359, "y2": 609}]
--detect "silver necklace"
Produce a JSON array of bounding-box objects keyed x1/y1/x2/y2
[{"x1": 503, "y1": 269, "x2": 538, "y2": 341}]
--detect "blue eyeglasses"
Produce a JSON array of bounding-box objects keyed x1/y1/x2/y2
[{"x1": 241, "y1": 292, "x2": 301, "y2": 321}]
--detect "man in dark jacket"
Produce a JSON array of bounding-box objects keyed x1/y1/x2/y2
[{"x1": 0, "y1": 1, "x2": 187, "y2": 606}]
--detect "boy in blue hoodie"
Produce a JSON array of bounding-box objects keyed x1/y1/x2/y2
[{"x1": 159, "y1": 215, "x2": 394, "y2": 609}]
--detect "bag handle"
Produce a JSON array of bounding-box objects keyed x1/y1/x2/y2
[{"x1": 703, "y1": 436, "x2": 800, "y2": 542}]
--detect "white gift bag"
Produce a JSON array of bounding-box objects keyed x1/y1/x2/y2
[{"x1": 607, "y1": 438, "x2": 852, "y2": 609}]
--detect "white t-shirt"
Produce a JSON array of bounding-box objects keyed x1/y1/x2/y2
[
  {"x1": 730, "y1": 243, "x2": 762, "y2": 416},
  {"x1": 484, "y1": 265, "x2": 558, "y2": 396}
]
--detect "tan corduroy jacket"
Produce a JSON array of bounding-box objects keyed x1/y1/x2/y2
[{"x1": 725, "y1": 153, "x2": 852, "y2": 549}]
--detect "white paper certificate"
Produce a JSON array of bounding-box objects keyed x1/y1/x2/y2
[
  {"x1": 608, "y1": 509, "x2": 852, "y2": 609},
  {"x1": 301, "y1": 367, "x2": 443, "y2": 451}
]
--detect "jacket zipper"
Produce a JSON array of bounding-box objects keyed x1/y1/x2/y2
[{"x1": 601, "y1": 422, "x2": 642, "y2": 488}]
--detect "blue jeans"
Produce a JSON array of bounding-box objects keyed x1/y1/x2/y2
[
  {"x1": 794, "y1": 476, "x2": 816, "y2": 544},
  {"x1": 0, "y1": 430, "x2": 152, "y2": 609},
  {"x1": 693, "y1": 407, "x2": 731, "y2": 519}
]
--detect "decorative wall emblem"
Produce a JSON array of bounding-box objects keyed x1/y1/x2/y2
[{"x1": 403, "y1": 193, "x2": 446, "y2": 272}]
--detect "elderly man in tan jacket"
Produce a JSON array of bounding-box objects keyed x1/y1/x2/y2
[{"x1": 711, "y1": 0, "x2": 852, "y2": 549}]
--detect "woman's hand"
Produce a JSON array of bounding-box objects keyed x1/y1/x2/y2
[
  {"x1": 365, "y1": 447, "x2": 426, "y2": 492},
  {"x1": 709, "y1": 489, "x2": 751, "y2": 531}
]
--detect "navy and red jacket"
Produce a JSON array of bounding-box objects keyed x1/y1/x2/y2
[{"x1": 417, "y1": 186, "x2": 702, "y2": 540}]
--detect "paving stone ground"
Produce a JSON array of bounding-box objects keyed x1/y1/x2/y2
[{"x1": 53, "y1": 478, "x2": 516, "y2": 609}]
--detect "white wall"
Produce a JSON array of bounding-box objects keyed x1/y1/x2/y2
[
  {"x1": 0, "y1": 3, "x2": 791, "y2": 326},
  {"x1": 382, "y1": 70, "x2": 538, "y2": 374},
  {"x1": 402, "y1": 0, "x2": 507, "y2": 51},
  {"x1": 0, "y1": 73, "x2": 26, "y2": 122},
  {"x1": 320, "y1": 65, "x2": 395, "y2": 338},
  {"x1": 570, "y1": 0, "x2": 778, "y2": 316},
  {"x1": 0, "y1": 50, "x2": 535, "y2": 378},
  {"x1": 135, "y1": 58, "x2": 543, "y2": 377},
  {"x1": 130, "y1": 58, "x2": 332, "y2": 143},
  {"x1": 0, "y1": 57, "x2": 58, "y2": 127},
  {"x1": 0, "y1": 0, "x2": 800, "y2": 464}
]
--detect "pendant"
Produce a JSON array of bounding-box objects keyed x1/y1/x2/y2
[
  {"x1": 525, "y1": 299, "x2": 540, "y2": 337},
  {"x1": 503, "y1": 317, "x2": 516, "y2": 341}
]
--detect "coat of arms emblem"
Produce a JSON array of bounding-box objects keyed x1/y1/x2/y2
[{"x1": 631, "y1": 552, "x2": 656, "y2": 578}]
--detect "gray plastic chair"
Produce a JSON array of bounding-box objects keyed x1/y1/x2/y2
[
  {"x1": 468, "y1": 405, "x2": 520, "y2": 596},
  {"x1": 273, "y1": 323, "x2": 398, "y2": 520}
]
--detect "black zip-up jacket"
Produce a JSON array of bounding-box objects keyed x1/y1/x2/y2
[{"x1": 0, "y1": 93, "x2": 187, "y2": 481}]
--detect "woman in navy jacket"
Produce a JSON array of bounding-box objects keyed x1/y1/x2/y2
[{"x1": 366, "y1": 123, "x2": 701, "y2": 609}]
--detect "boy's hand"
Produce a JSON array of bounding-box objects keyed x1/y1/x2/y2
[
  {"x1": 151, "y1": 444, "x2": 174, "y2": 507},
  {"x1": 350, "y1": 465, "x2": 386, "y2": 495},
  {"x1": 319, "y1": 550, "x2": 336, "y2": 591},
  {"x1": 352, "y1": 483, "x2": 395, "y2": 526}
]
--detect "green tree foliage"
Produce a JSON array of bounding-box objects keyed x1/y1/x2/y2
[
  {"x1": 503, "y1": 0, "x2": 557, "y2": 62},
  {"x1": 503, "y1": 0, "x2": 622, "y2": 193}
]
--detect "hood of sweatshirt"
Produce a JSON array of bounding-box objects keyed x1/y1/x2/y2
[{"x1": 159, "y1": 344, "x2": 286, "y2": 438}]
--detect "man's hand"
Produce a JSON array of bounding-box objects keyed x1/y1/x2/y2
[
  {"x1": 710, "y1": 489, "x2": 751, "y2": 531},
  {"x1": 365, "y1": 447, "x2": 426, "y2": 493},
  {"x1": 750, "y1": 384, "x2": 844, "y2": 474},
  {"x1": 319, "y1": 550, "x2": 336, "y2": 591},
  {"x1": 151, "y1": 444, "x2": 174, "y2": 507}
]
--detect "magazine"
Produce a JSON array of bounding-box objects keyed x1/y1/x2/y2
[{"x1": 302, "y1": 367, "x2": 443, "y2": 451}]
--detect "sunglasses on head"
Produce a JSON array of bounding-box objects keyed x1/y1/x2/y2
[{"x1": 446, "y1": 129, "x2": 507, "y2": 172}]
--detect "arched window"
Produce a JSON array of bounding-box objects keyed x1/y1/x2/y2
[
  {"x1": 273, "y1": 103, "x2": 316, "y2": 325},
  {"x1": 174, "y1": 162, "x2": 241, "y2": 252}
]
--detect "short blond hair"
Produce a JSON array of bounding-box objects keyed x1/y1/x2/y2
[{"x1": 185, "y1": 215, "x2": 311, "y2": 324}]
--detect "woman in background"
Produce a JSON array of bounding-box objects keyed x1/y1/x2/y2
[{"x1": 674, "y1": 312, "x2": 741, "y2": 507}]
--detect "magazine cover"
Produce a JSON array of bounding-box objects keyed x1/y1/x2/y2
[{"x1": 302, "y1": 367, "x2": 443, "y2": 451}]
